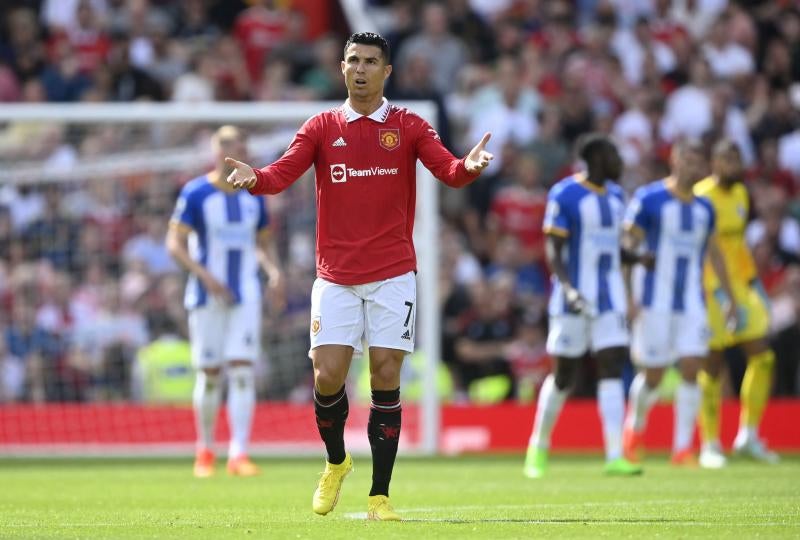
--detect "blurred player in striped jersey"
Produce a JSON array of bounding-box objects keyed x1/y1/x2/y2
[
  {"x1": 621, "y1": 140, "x2": 737, "y2": 466},
  {"x1": 693, "y1": 140, "x2": 780, "y2": 467},
  {"x1": 166, "y1": 126, "x2": 284, "y2": 478},
  {"x1": 524, "y1": 134, "x2": 642, "y2": 478}
]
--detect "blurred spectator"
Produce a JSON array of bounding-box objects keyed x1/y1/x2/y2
[
  {"x1": 746, "y1": 192, "x2": 800, "y2": 270},
  {"x1": 467, "y1": 55, "x2": 539, "y2": 174},
  {"x1": 106, "y1": 36, "x2": 164, "y2": 101},
  {"x1": 390, "y1": 52, "x2": 451, "y2": 149},
  {"x1": 5, "y1": 297, "x2": 61, "y2": 402},
  {"x1": 132, "y1": 312, "x2": 192, "y2": 403},
  {"x1": 2, "y1": 7, "x2": 47, "y2": 82},
  {"x1": 452, "y1": 274, "x2": 520, "y2": 401},
  {"x1": 524, "y1": 105, "x2": 570, "y2": 186},
  {"x1": 301, "y1": 34, "x2": 348, "y2": 101},
  {"x1": 747, "y1": 137, "x2": 797, "y2": 198},
  {"x1": 396, "y1": 2, "x2": 468, "y2": 95},
  {"x1": 612, "y1": 16, "x2": 676, "y2": 86},
  {"x1": 48, "y1": 0, "x2": 112, "y2": 75},
  {"x1": 233, "y1": 0, "x2": 288, "y2": 84},
  {"x1": 23, "y1": 185, "x2": 79, "y2": 271},
  {"x1": 41, "y1": 0, "x2": 108, "y2": 34},
  {"x1": 0, "y1": 330, "x2": 25, "y2": 402},
  {"x1": 768, "y1": 266, "x2": 800, "y2": 396},
  {"x1": 122, "y1": 212, "x2": 177, "y2": 275},
  {"x1": 170, "y1": 49, "x2": 215, "y2": 101},
  {"x1": 702, "y1": 11, "x2": 755, "y2": 80},
  {"x1": 485, "y1": 152, "x2": 548, "y2": 266},
  {"x1": 70, "y1": 282, "x2": 148, "y2": 400},
  {"x1": 505, "y1": 310, "x2": 551, "y2": 403},
  {"x1": 40, "y1": 41, "x2": 93, "y2": 101}
]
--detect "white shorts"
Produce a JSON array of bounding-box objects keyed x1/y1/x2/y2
[
  {"x1": 631, "y1": 309, "x2": 709, "y2": 367},
  {"x1": 309, "y1": 271, "x2": 416, "y2": 356},
  {"x1": 188, "y1": 300, "x2": 261, "y2": 368},
  {"x1": 546, "y1": 311, "x2": 629, "y2": 357}
]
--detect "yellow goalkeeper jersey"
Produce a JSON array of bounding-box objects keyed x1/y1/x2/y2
[{"x1": 693, "y1": 176, "x2": 756, "y2": 289}]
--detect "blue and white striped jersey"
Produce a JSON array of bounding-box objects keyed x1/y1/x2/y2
[
  {"x1": 624, "y1": 179, "x2": 715, "y2": 314},
  {"x1": 171, "y1": 175, "x2": 269, "y2": 310},
  {"x1": 543, "y1": 174, "x2": 627, "y2": 316}
]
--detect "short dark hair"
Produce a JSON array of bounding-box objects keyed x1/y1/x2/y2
[
  {"x1": 344, "y1": 32, "x2": 391, "y2": 63},
  {"x1": 712, "y1": 138, "x2": 741, "y2": 157},
  {"x1": 577, "y1": 133, "x2": 615, "y2": 163},
  {"x1": 673, "y1": 137, "x2": 705, "y2": 156}
]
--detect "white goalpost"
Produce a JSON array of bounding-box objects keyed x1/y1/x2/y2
[{"x1": 0, "y1": 101, "x2": 440, "y2": 456}]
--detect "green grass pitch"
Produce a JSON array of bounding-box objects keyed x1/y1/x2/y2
[{"x1": 2, "y1": 455, "x2": 799, "y2": 539}]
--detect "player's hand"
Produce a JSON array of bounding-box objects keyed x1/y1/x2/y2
[
  {"x1": 565, "y1": 285, "x2": 590, "y2": 316},
  {"x1": 225, "y1": 157, "x2": 257, "y2": 189},
  {"x1": 638, "y1": 251, "x2": 656, "y2": 270},
  {"x1": 268, "y1": 272, "x2": 286, "y2": 313},
  {"x1": 200, "y1": 271, "x2": 234, "y2": 305},
  {"x1": 464, "y1": 132, "x2": 494, "y2": 174},
  {"x1": 725, "y1": 302, "x2": 741, "y2": 333}
]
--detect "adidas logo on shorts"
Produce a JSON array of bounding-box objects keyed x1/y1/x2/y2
[
  {"x1": 332, "y1": 137, "x2": 347, "y2": 147},
  {"x1": 401, "y1": 330, "x2": 411, "y2": 340}
]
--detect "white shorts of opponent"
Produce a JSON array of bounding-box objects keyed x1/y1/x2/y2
[
  {"x1": 546, "y1": 311, "x2": 629, "y2": 358},
  {"x1": 309, "y1": 271, "x2": 417, "y2": 356},
  {"x1": 188, "y1": 299, "x2": 261, "y2": 368},
  {"x1": 630, "y1": 308, "x2": 709, "y2": 367}
]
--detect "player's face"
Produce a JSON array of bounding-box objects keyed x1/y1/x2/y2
[
  {"x1": 673, "y1": 148, "x2": 706, "y2": 185},
  {"x1": 713, "y1": 148, "x2": 743, "y2": 184},
  {"x1": 341, "y1": 43, "x2": 391, "y2": 99}
]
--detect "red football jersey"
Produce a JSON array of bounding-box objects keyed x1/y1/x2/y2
[{"x1": 249, "y1": 99, "x2": 479, "y2": 285}]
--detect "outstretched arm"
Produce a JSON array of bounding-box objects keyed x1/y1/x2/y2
[
  {"x1": 546, "y1": 233, "x2": 590, "y2": 315},
  {"x1": 227, "y1": 119, "x2": 319, "y2": 194},
  {"x1": 415, "y1": 119, "x2": 493, "y2": 187}
]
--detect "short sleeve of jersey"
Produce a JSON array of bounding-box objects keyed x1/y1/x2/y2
[
  {"x1": 172, "y1": 184, "x2": 200, "y2": 231},
  {"x1": 256, "y1": 196, "x2": 269, "y2": 230},
  {"x1": 543, "y1": 187, "x2": 572, "y2": 237},
  {"x1": 624, "y1": 188, "x2": 649, "y2": 232}
]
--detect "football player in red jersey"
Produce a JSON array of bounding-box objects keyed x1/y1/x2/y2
[{"x1": 225, "y1": 32, "x2": 493, "y2": 520}]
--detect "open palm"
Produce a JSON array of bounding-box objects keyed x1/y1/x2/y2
[
  {"x1": 464, "y1": 132, "x2": 494, "y2": 174},
  {"x1": 225, "y1": 157, "x2": 256, "y2": 189}
]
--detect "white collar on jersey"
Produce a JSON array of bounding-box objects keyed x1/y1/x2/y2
[{"x1": 341, "y1": 97, "x2": 390, "y2": 123}]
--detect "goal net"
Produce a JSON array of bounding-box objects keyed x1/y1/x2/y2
[{"x1": 0, "y1": 102, "x2": 440, "y2": 456}]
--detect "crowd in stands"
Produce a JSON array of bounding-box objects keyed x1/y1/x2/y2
[{"x1": 0, "y1": 0, "x2": 799, "y2": 404}]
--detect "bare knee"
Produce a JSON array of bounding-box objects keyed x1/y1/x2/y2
[
  {"x1": 596, "y1": 347, "x2": 626, "y2": 379},
  {"x1": 314, "y1": 363, "x2": 347, "y2": 395},
  {"x1": 370, "y1": 348, "x2": 404, "y2": 390},
  {"x1": 311, "y1": 346, "x2": 352, "y2": 395},
  {"x1": 644, "y1": 367, "x2": 665, "y2": 388},
  {"x1": 201, "y1": 367, "x2": 222, "y2": 377},
  {"x1": 554, "y1": 357, "x2": 579, "y2": 391},
  {"x1": 702, "y1": 350, "x2": 724, "y2": 378},
  {"x1": 679, "y1": 357, "x2": 701, "y2": 382}
]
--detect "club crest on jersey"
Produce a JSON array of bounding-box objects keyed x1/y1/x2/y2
[
  {"x1": 379, "y1": 129, "x2": 400, "y2": 151},
  {"x1": 311, "y1": 316, "x2": 321, "y2": 336},
  {"x1": 330, "y1": 163, "x2": 347, "y2": 183}
]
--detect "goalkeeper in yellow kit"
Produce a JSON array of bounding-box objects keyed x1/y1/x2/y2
[{"x1": 693, "y1": 139, "x2": 779, "y2": 468}]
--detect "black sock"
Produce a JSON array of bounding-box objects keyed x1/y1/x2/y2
[
  {"x1": 314, "y1": 385, "x2": 348, "y2": 465},
  {"x1": 368, "y1": 388, "x2": 401, "y2": 497}
]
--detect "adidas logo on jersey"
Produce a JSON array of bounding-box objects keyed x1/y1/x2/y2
[
  {"x1": 332, "y1": 137, "x2": 347, "y2": 147},
  {"x1": 401, "y1": 329, "x2": 411, "y2": 340}
]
